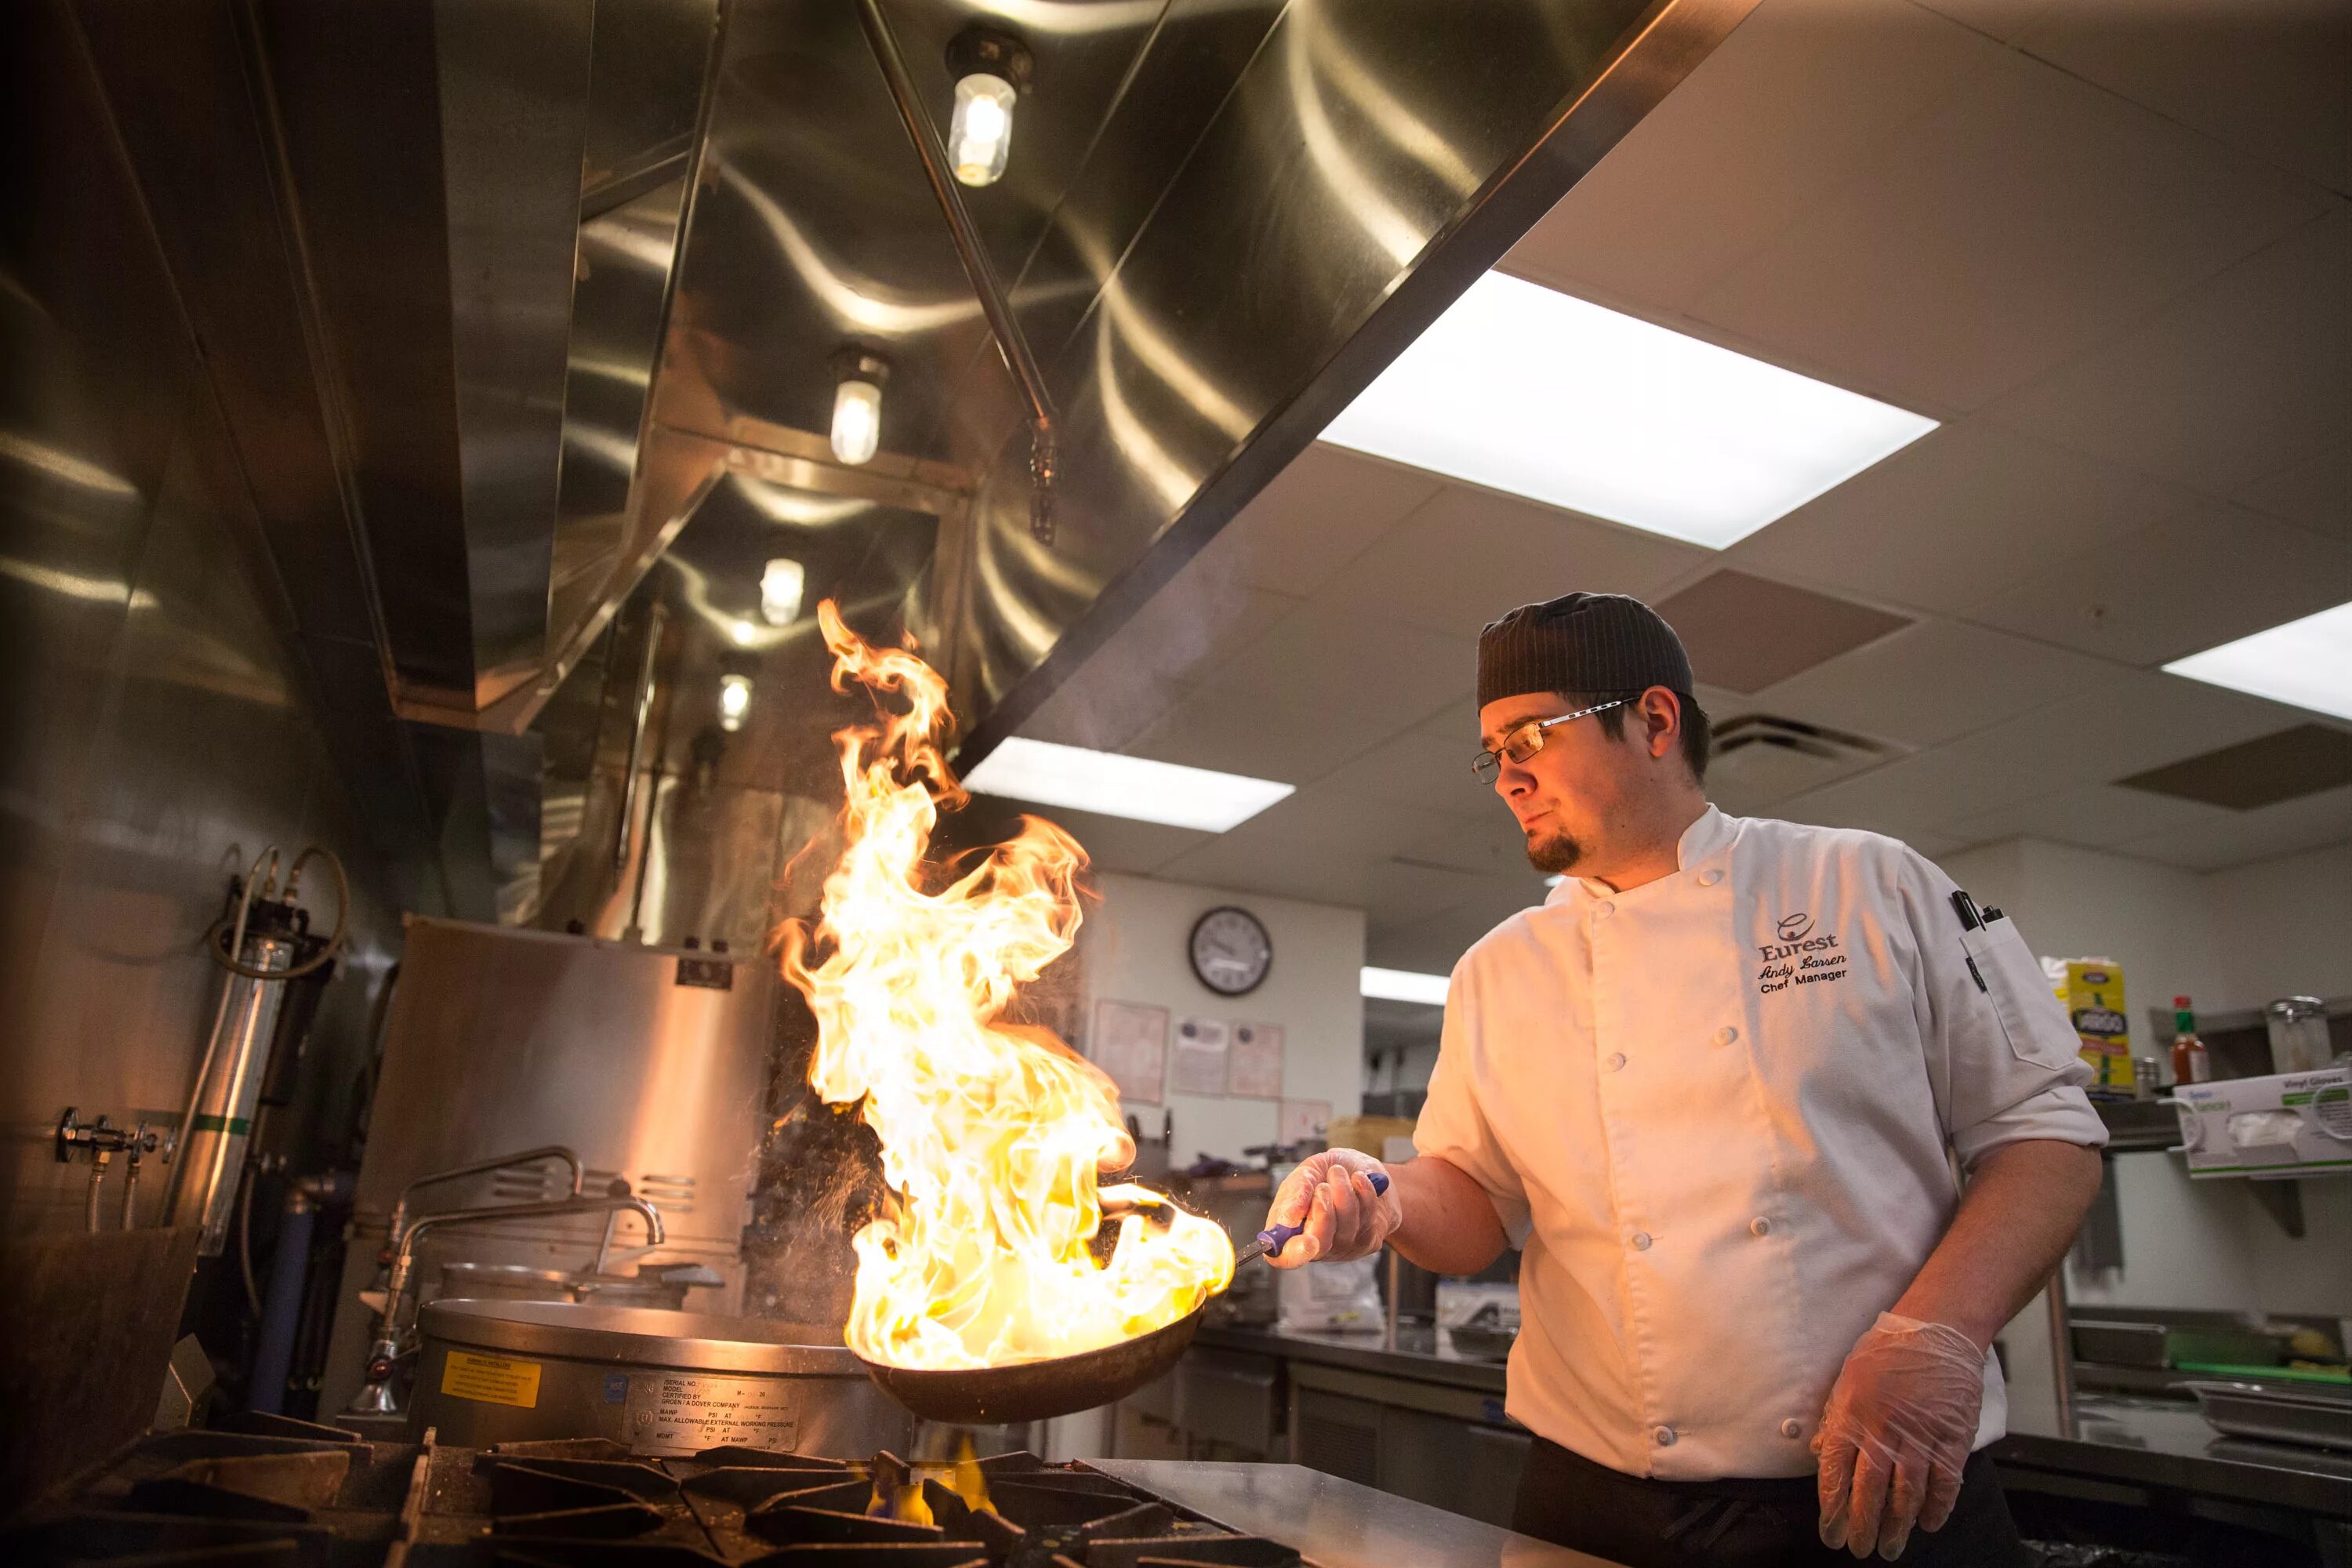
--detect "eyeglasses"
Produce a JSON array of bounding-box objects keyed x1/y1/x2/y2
[{"x1": 1471, "y1": 698, "x2": 1632, "y2": 783}]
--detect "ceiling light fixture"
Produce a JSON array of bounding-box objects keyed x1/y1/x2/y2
[
  {"x1": 829, "y1": 347, "x2": 889, "y2": 466},
  {"x1": 962, "y1": 737, "x2": 1293, "y2": 833},
  {"x1": 1360, "y1": 967, "x2": 1450, "y2": 1006},
  {"x1": 945, "y1": 27, "x2": 1031, "y2": 187},
  {"x1": 2163, "y1": 600, "x2": 2352, "y2": 721},
  {"x1": 760, "y1": 557, "x2": 806, "y2": 626},
  {"x1": 1321, "y1": 272, "x2": 1938, "y2": 549},
  {"x1": 718, "y1": 673, "x2": 753, "y2": 732}
]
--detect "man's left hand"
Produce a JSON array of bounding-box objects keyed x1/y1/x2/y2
[{"x1": 1813, "y1": 1312, "x2": 1985, "y2": 1559}]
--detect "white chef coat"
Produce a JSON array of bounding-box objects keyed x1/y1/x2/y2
[{"x1": 1414, "y1": 805, "x2": 2106, "y2": 1482}]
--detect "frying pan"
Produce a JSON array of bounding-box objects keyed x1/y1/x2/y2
[
  {"x1": 853, "y1": 1171, "x2": 1390, "y2": 1424},
  {"x1": 852, "y1": 1305, "x2": 1203, "y2": 1425}
]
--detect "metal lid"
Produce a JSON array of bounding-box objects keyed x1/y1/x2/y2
[{"x1": 419, "y1": 1299, "x2": 857, "y2": 1374}]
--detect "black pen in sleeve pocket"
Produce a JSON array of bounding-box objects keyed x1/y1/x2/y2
[{"x1": 1951, "y1": 889, "x2": 1990, "y2": 993}]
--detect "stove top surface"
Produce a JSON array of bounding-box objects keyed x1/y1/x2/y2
[{"x1": 7, "y1": 1413, "x2": 1311, "y2": 1568}]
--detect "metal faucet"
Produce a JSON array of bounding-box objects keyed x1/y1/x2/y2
[
  {"x1": 347, "y1": 1192, "x2": 662, "y2": 1417},
  {"x1": 385, "y1": 1144, "x2": 584, "y2": 1250}
]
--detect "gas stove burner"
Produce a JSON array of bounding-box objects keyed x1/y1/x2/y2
[{"x1": 5, "y1": 1433, "x2": 1309, "y2": 1568}]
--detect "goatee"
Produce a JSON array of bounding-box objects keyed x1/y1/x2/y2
[{"x1": 1526, "y1": 828, "x2": 1584, "y2": 877}]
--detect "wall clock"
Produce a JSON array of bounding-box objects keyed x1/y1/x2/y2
[{"x1": 1189, "y1": 906, "x2": 1272, "y2": 996}]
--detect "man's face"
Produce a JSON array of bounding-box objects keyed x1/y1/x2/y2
[{"x1": 1478, "y1": 691, "x2": 1653, "y2": 877}]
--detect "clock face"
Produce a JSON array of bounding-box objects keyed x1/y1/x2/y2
[{"x1": 1189, "y1": 906, "x2": 1272, "y2": 996}]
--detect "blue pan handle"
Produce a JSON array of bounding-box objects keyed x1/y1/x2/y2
[{"x1": 1256, "y1": 1169, "x2": 1389, "y2": 1259}]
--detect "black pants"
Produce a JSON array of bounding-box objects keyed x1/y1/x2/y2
[{"x1": 1510, "y1": 1437, "x2": 2027, "y2": 1568}]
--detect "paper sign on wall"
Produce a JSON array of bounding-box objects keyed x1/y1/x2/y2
[
  {"x1": 1228, "y1": 1022, "x2": 1285, "y2": 1098},
  {"x1": 1279, "y1": 1098, "x2": 1331, "y2": 1145},
  {"x1": 1171, "y1": 1016, "x2": 1231, "y2": 1097},
  {"x1": 1090, "y1": 1000, "x2": 1168, "y2": 1105}
]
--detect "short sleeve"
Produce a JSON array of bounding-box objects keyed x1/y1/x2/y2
[
  {"x1": 1413, "y1": 967, "x2": 1535, "y2": 1247},
  {"x1": 1897, "y1": 849, "x2": 2107, "y2": 1170}
]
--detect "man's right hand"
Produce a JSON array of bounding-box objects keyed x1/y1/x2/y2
[{"x1": 1263, "y1": 1149, "x2": 1402, "y2": 1267}]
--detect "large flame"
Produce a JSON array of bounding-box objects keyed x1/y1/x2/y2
[{"x1": 782, "y1": 601, "x2": 1232, "y2": 1370}]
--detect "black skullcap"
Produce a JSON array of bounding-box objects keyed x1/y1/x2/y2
[{"x1": 1476, "y1": 593, "x2": 1693, "y2": 709}]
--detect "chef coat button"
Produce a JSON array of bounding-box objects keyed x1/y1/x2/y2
[
  {"x1": 1750, "y1": 1216, "x2": 1772, "y2": 1237},
  {"x1": 1699, "y1": 869, "x2": 1722, "y2": 887},
  {"x1": 1654, "y1": 1425, "x2": 1677, "y2": 1446},
  {"x1": 1630, "y1": 1231, "x2": 1652, "y2": 1250},
  {"x1": 1780, "y1": 1418, "x2": 1803, "y2": 1439},
  {"x1": 1714, "y1": 1025, "x2": 1739, "y2": 1047},
  {"x1": 1595, "y1": 900, "x2": 1615, "y2": 918},
  {"x1": 1605, "y1": 1052, "x2": 1627, "y2": 1072}
]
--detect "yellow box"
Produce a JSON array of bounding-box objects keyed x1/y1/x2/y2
[{"x1": 2053, "y1": 959, "x2": 2133, "y2": 1097}]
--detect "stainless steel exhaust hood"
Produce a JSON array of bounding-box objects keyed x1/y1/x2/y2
[{"x1": 82, "y1": 0, "x2": 1755, "y2": 924}]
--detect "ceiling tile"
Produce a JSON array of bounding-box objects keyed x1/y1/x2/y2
[
  {"x1": 2015, "y1": 0, "x2": 2352, "y2": 194},
  {"x1": 1967, "y1": 497, "x2": 2352, "y2": 668},
  {"x1": 1021, "y1": 584, "x2": 1301, "y2": 752},
  {"x1": 1506, "y1": 0, "x2": 2005, "y2": 313},
  {"x1": 2230, "y1": 434, "x2": 2352, "y2": 544},
  {"x1": 1324, "y1": 708, "x2": 1494, "y2": 821},
  {"x1": 1125, "y1": 681, "x2": 1385, "y2": 786},
  {"x1": 1943, "y1": 782, "x2": 2227, "y2": 853},
  {"x1": 1192, "y1": 598, "x2": 1475, "y2": 733},
  {"x1": 1152, "y1": 787, "x2": 1437, "y2": 908},
  {"x1": 1783, "y1": 662, "x2": 2293, "y2": 837},
  {"x1": 1729, "y1": 419, "x2": 2172, "y2": 614},
  {"x1": 1746, "y1": 617, "x2": 2121, "y2": 747},
  {"x1": 1656, "y1": 569, "x2": 1913, "y2": 692},
  {"x1": 1316, "y1": 484, "x2": 1709, "y2": 637},
  {"x1": 1367, "y1": 891, "x2": 1541, "y2": 976},
  {"x1": 935, "y1": 796, "x2": 1207, "y2": 880},
  {"x1": 1205, "y1": 443, "x2": 1443, "y2": 599},
  {"x1": 1685, "y1": 43, "x2": 2326, "y2": 411},
  {"x1": 2111, "y1": 784, "x2": 2352, "y2": 871},
  {"x1": 1403, "y1": 808, "x2": 1541, "y2": 880},
  {"x1": 1986, "y1": 206, "x2": 2352, "y2": 499},
  {"x1": 2118, "y1": 723, "x2": 2352, "y2": 810},
  {"x1": 1775, "y1": 753, "x2": 1972, "y2": 846}
]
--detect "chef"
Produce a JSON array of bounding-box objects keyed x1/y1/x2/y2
[{"x1": 1265, "y1": 593, "x2": 2106, "y2": 1566}]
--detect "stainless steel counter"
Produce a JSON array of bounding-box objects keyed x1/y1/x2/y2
[
  {"x1": 1195, "y1": 1322, "x2": 1510, "y2": 1396},
  {"x1": 1996, "y1": 1392, "x2": 2352, "y2": 1519},
  {"x1": 1090, "y1": 1460, "x2": 1617, "y2": 1567}
]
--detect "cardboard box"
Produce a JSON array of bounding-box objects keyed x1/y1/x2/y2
[
  {"x1": 2172, "y1": 1068, "x2": 2352, "y2": 1178},
  {"x1": 2050, "y1": 958, "x2": 2135, "y2": 1098}
]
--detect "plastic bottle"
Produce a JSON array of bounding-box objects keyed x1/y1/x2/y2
[{"x1": 2170, "y1": 996, "x2": 2213, "y2": 1087}]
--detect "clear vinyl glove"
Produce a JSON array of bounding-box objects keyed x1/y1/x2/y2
[
  {"x1": 1262, "y1": 1149, "x2": 1403, "y2": 1268},
  {"x1": 1813, "y1": 1312, "x2": 1987, "y2": 1560}
]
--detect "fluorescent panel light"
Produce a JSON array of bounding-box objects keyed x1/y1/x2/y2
[
  {"x1": 1321, "y1": 272, "x2": 1938, "y2": 549},
  {"x1": 1361, "y1": 966, "x2": 1450, "y2": 1006},
  {"x1": 963, "y1": 737, "x2": 1294, "y2": 833},
  {"x1": 2164, "y1": 600, "x2": 2352, "y2": 721}
]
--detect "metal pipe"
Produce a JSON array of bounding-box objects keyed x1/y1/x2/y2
[
  {"x1": 118, "y1": 1142, "x2": 141, "y2": 1229},
  {"x1": 614, "y1": 601, "x2": 666, "y2": 872},
  {"x1": 163, "y1": 850, "x2": 271, "y2": 1216},
  {"x1": 186, "y1": 931, "x2": 295, "y2": 1254},
  {"x1": 854, "y1": 0, "x2": 1059, "y2": 543},
  {"x1": 2045, "y1": 1265, "x2": 2077, "y2": 1437},
  {"x1": 350, "y1": 1194, "x2": 663, "y2": 1417},
  {"x1": 387, "y1": 1144, "x2": 586, "y2": 1250},
  {"x1": 1383, "y1": 1247, "x2": 1400, "y2": 1353},
  {"x1": 85, "y1": 1154, "x2": 107, "y2": 1233},
  {"x1": 251, "y1": 1186, "x2": 319, "y2": 1415}
]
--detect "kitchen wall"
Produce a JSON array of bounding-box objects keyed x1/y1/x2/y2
[
  {"x1": 2, "y1": 2, "x2": 402, "y2": 1505},
  {"x1": 1940, "y1": 834, "x2": 2352, "y2": 1319},
  {"x1": 1077, "y1": 872, "x2": 1367, "y2": 1167}
]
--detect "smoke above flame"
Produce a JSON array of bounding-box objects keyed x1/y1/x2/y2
[{"x1": 782, "y1": 601, "x2": 1232, "y2": 1370}]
